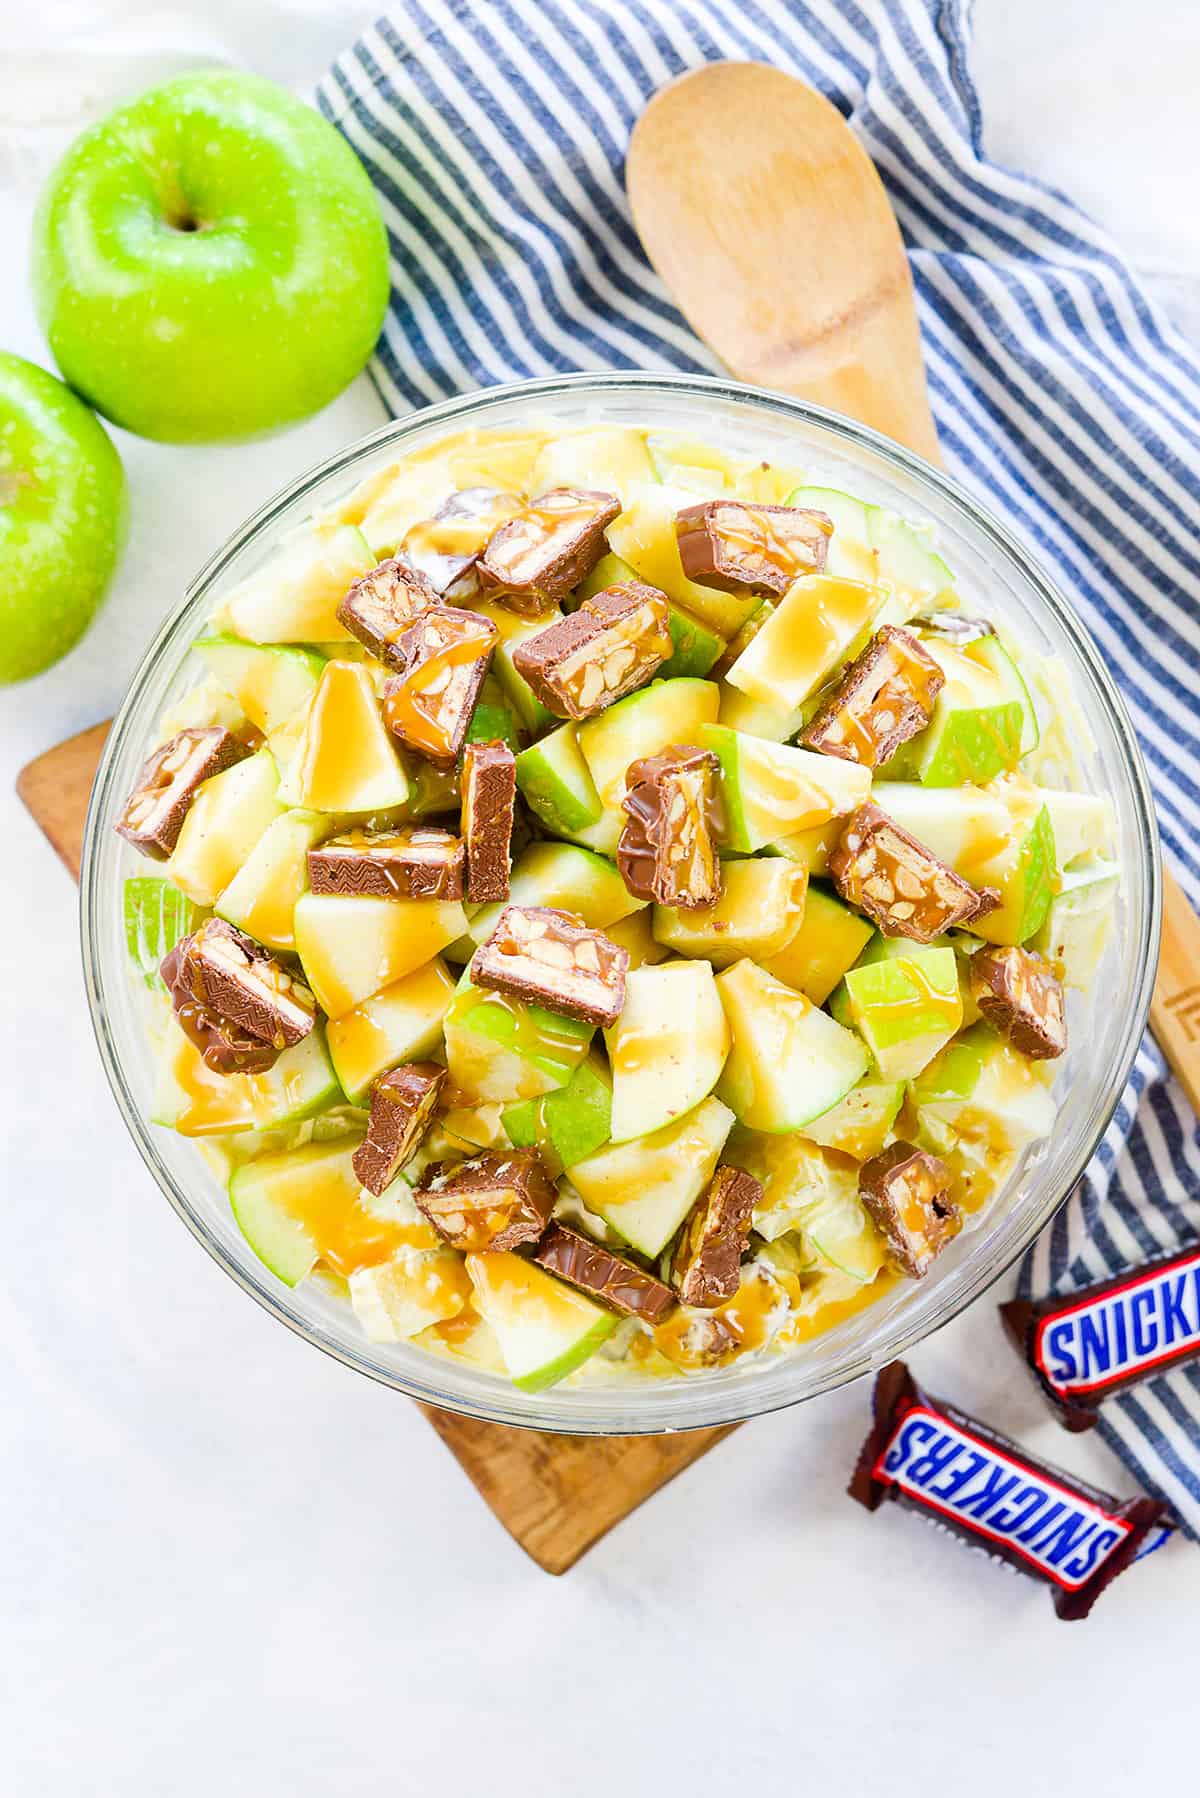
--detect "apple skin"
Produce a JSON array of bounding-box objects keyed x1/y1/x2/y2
[
  {"x1": 32, "y1": 71, "x2": 389, "y2": 442},
  {"x1": 0, "y1": 352, "x2": 125, "y2": 683}
]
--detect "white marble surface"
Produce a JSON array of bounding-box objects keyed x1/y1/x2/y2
[{"x1": 2, "y1": 6, "x2": 1198, "y2": 1793}]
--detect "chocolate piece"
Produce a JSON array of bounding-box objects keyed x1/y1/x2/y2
[
  {"x1": 476, "y1": 487, "x2": 621, "y2": 614},
  {"x1": 381, "y1": 604, "x2": 497, "y2": 766},
  {"x1": 675, "y1": 500, "x2": 832, "y2": 597},
  {"x1": 336, "y1": 557, "x2": 438, "y2": 669},
  {"x1": 829, "y1": 802, "x2": 1000, "y2": 943},
  {"x1": 174, "y1": 918, "x2": 316, "y2": 1053},
  {"x1": 401, "y1": 487, "x2": 524, "y2": 600},
  {"x1": 511, "y1": 581, "x2": 672, "y2": 720},
  {"x1": 534, "y1": 1222, "x2": 677, "y2": 1323},
  {"x1": 802, "y1": 626, "x2": 944, "y2": 768},
  {"x1": 461, "y1": 739, "x2": 516, "y2": 902},
  {"x1": 308, "y1": 826, "x2": 464, "y2": 900},
  {"x1": 160, "y1": 939, "x2": 280, "y2": 1075},
  {"x1": 849, "y1": 1361, "x2": 1171, "y2": 1621},
  {"x1": 671, "y1": 1166, "x2": 760, "y2": 1308},
  {"x1": 115, "y1": 727, "x2": 248, "y2": 860},
  {"x1": 471, "y1": 905, "x2": 628, "y2": 1027},
  {"x1": 913, "y1": 610, "x2": 994, "y2": 644},
  {"x1": 618, "y1": 743, "x2": 722, "y2": 910},
  {"x1": 858, "y1": 1141, "x2": 960, "y2": 1279},
  {"x1": 970, "y1": 945, "x2": 1067, "y2": 1060},
  {"x1": 353, "y1": 1062, "x2": 445, "y2": 1196},
  {"x1": 1000, "y1": 1244, "x2": 1200, "y2": 1432},
  {"x1": 413, "y1": 1148, "x2": 555, "y2": 1252}
]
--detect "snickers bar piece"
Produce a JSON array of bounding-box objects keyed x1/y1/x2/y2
[
  {"x1": 471, "y1": 905, "x2": 628, "y2": 1028},
  {"x1": 353, "y1": 1062, "x2": 445, "y2": 1197},
  {"x1": 162, "y1": 919, "x2": 317, "y2": 1074},
  {"x1": 413, "y1": 1148, "x2": 555, "y2": 1252},
  {"x1": 511, "y1": 581, "x2": 672, "y2": 721},
  {"x1": 161, "y1": 939, "x2": 279, "y2": 1075},
  {"x1": 617, "y1": 743, "x2": 722, "y2": 911},
  {"x1": 829, "y1": 802, "x2": 999, "y2": 943},
  {"x1": 476, "y1": 487, "x2": 621, "y2": 615},
  {"x1": 115, "y1": 726, "x2": 248, "y2": 860},
  {"x1": 1000, "y1": 1244, "x2": 1200, "y2": 1432},
  {"x1": 308, "y1": 826, "x2": 464, "y2": 900},
  {"x1": 534, "y1": 1222, "x2": 676, "y2": 1323},
  {"x1": 381, "y1": 604, "x2": 497, "y2": 766},
  {"x1": 850, "y1": 1361, "x2": 1171, "y2": 1621},
  {"x1": 400, "y1": 486, "x2": 524, "y2": 600},
  {"x1": 336, "y1": 557, "x2": 438, "y2": 669},
  {"x1": 461, "y1": 739, "x2": 516, "y2": 903},
  {"x1": 911, "y1": 609, "x2": 994, "y2": 645},
  {"x1": 802, "y1": 626, "x2": 944, "y2": 768},
  {"x1": 970, "y1": 945, "x2": 1067, "y2": 1061},
  {"x1": 859, "y1": 1141, "x2": 961, "y2": 1280},
  {"x1": 671, "y1": 1166, "x2": 760, "y2": 1308},
  {"x1": 675, "y1": 499, "x2": 832, "y2": 597}
]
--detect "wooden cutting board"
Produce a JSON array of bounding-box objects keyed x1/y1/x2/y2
[{"x1": 18, "y1": 721, "x2": 736, "y2": 1574}]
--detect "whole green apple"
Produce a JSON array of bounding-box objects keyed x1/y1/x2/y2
[
  {"x1": 0, "y1": 353, "x2": 125, "y2": 683},
  {"x1": 32, "y1": 71, "x2": 390, "y2": 443}
]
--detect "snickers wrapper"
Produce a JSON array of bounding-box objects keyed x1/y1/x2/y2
[{"x1": 850, "y1": 1361, "x2": 1171, "y2": 1620}]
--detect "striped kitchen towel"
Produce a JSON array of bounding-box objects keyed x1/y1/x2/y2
[{"x1": 317, "y1": 0, "x2": 1200, "y2": 1532}]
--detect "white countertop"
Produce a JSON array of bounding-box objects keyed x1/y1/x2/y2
[{"x1": 2, "y1": 6, "x2": 1197, "y2": 1792}]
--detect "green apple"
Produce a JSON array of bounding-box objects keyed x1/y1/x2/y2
[
  {"x1": 467, "y1": 841, "x2": 645, "y2": 948},
  {"x1": 578, "y1": 551, "x2": 726, "y2": 679},
  {"x1": 695, "y1": 724, "x2": 870, "y2": 851},
  {"x1": 717, "y1": 680, "x2": 807, "y2": 743},
  {"x1": 604, "y1": 960, "x2": 729, "y2": 1140},
  {"x1": 124, "y1": 877, "x2": 200, "y2": 989},
  {"x1": 326, "y1": 957, "x2": 456, "y2": 1103},
  {"x1": 350, "y1": 1224, "x2": 472, "y2": 1342},
  {"x1": 196, "y1": 636, "x2": 325, "y2": 749},
  {"x1": 228, "y1": 1137, "x2": 364, "y2": 1285},
  {"x1": 880, "y1": 637, "x2": 1030, "y2": 786},
  {"x1": 762, "y1": 883, "x2": 874, "y2": 1005},
  {"x1": 0, "y1": 352, "x2": 124, "y2": 682},
  {"x1": 724, "y1": 573, "x2": 886, "y2": 711},
  {"x1": 727, "y1": 1131, "x2": 884, "y2": 1280},
  {"x1": 277, "y1": 660, "x2": 410, "y2": 813},
  {"x1": 218, "y1": 523, "x2": 373, "y2": 645},
  {"x1": 607, "y1": 481, "x2": 761, "y2": 638},
  {"x1": 442, "y1": 966, "x2": 594, "y2": 1103},
  {"x1": 33, "y1": 71, "x2": 389, "y2": 442},
  {"x1": 760, "y1": 818, "x2": 845, "y2": 877},
  {"x1": 1033, "y1": 860, "x2": 1119, "y2": 989},
  {"x1": 215, "y1": 808, "x2": 332, "y2": 951},
  {"x1": 831, "y1": 942, "x2": 962, "y2": 1081},
  {"x1": 294, "y1": 892, "x2": 467, "y2": 1017},
  {"x1": 515, "y1": 721, "x2": 622, "y2": 855},
  {"x1": 653, "y1": 858, "x2": 808, "y2": 967},
  {"x1": 578, "y1": 677, "x2": 720, "y2": 809},
  {"x1": 568, "y1": 1093, "x2": 735, "y2": 1258},
  {"x1": 801, "y1": 1077, "x2": 905, "y2": 1160},
  {"x1": 466, "y1": 1252, "x2": 617, "y2": 1392},
  {"x1": 473, "y1": 598, "x2": 563, "y2": 737},
  {"x1": 715, "y1": 958, "x2": 869, "y2": 1132},
  {"x1": 166, "y1": 745, "x2": 284, "y2": 906},
  {"x1": 913, "y1": 1021, "x2": 1057, "y2": 1154},
  {"x1": 502, "y1": 1052, "x2": 612, "y2": 1173},
  {"x1": 532, "y1": 426, "x2": 657, "y2": 494},
  {"x1": 152, "y1": 1018, "x2": 339, "y2": 1138}
]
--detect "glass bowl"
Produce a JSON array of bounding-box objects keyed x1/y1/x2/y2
[{"x1": 81, "y1": 372, "x2": 1160, "y2": 1435}]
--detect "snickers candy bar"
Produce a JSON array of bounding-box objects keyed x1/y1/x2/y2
[
  {"x1": 174, "y1": 918, "x2": 316, "y2": 1051},
  {"x1": 115, "y1": 726, "x2": 248, "y2": 860},
  {"x1": 471, "y1": 905, "x2": 628, "y2": 1028},
  {"x1": 381, "y1": 604, "x2": 497, "y2": 766},
  {"x1": 802, "y1": 626, "x2": 944, "y2": 768},
  {"x1": 476, "y1": 487, "x2": 621, "y2": 614},
  {"x1": 308, "y1": 825, "x2": 464, "y2": 900},
  {"x1": 858, "y1": 1141, "x2": 961, "y2": 1280},
  {"x1": 912, "y1": 610, "x2": 994, "y2": 645},
  {"x1": 353, "y1": 1062, "x2": 445, "y2": 1197},
  {"x1": 400, "y1": 487, "x2": 524, "y2": 600},
  {"x1": 829, "y1": 802, "x2": 1000, "y2": 943},
  {"x1": 511, "y1": 580, "x2": 672, "y2": 721},
  {"x1": 618, "y1": 743, "x2": 722, "y2": 911},
  {"x1": 1000, "y1": 1243, "x2": 1200, "y2": 1432},
  {"x1": 675, "y1": 499, "x2": 832, "y2": 597},
  {"x1": 336, "y1": 557, "x2": 438, "y2": 669},
  {"x1": 671, "y1": 1166, "x2": 760, "y2": 1308},
  {"x1": 461, "y1": 739, "x2": 516, "y2": 903},
  {"x1": 849, "y1": 1360, "x2": 1171, "y2": 1621},
  {"x1": 160, "y1": 937, "x2": 280, "y2": 1075},
  {"x1": 533, "y1": 1222, "x2": 676, "y2": 1323},
  {"x1": 970, "y1": 945, "x2": 1067, "y2": 1060},
  {"x1": 413, "y1": 1148, "x2": 555, "y2": 1252}
]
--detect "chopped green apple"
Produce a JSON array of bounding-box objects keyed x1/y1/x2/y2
[
  {"x1": 228, "y1": 1138, "x2": 365, "y2": 1286},
  {"x1": 603, "y1": 908, "x2": 670, "y2": 969},
  {"x1": 579, "y1": 552, "x2": 727, "y2": 681},
  {"x1": 801, "y1": 1077, "x2": 905, "y2": 1160},
  {"x1": 830, "y1": 943, "x2": 962, "y2": 1080},
  {"x1": 607, "y1": 481, "x2": 762, "y2": 638},
  {"x1": 578, "y1": 677, "x2": 720, "y2": 809},
  {"x1": 761, "y1": 817, "x2": 845, "y2": 876},
  {"x1": 652, "y1": 858, "x2": 807, "y2": 967},
  {"x1": 502, "y1": 1051, "x2": 612, "y2": 1173},
  {"x1": 215, "y1": 808, "x2": 332, "y2": 951},
  {"x1": 968, "y1": 799, "x2": 1056, "y2": 946},
  {"x1": 472, "y1": 598, "x2": 562, "y2": 737},
  {"x1": 166, "y1": 746, "x2": 284, "y2": 906},
  {"x1": 728, "y1": 1131, "x2": 885, "y2": 1280},
  {"x1": 913, "y1": 1021, "x2": 1057, "y2": 1154},
  {"x1": 294, "y1": 892, "x2": 468, "y2": 1017},
  {"x1": 467, "y1": 840, "x2": 645, "y2": 948},
  {"x1": 195, "y1": 635, "x2": 325, "y2": 750},
  {"x1": 325, "y1": 957, "x2": 456, "y2": 1102},
  {"x1": 465, "y1": 1251, "x2": 617, "y2": 1392},
  {"x1": 715, "y1": 958, "x2": 869, "y2": 1132},
  {"x1": 569, "y1": 1093, "x2": 735, "y2": 1257},
  {"x1": 515, "y1": 721, "x2": 622, "y2": 855},
  {"x1": 277, "y1": 660, "x2": 410, "y2": 813},
  {"x1": 531, "y1": 425, "x2": 656, "y2": 493},
  {"x1": 220, "y1": 522, "x2": 374, "y2": 643},
  {"x1": 152, "y1": 1018, "x2": 339, "y2": 1137},
  {"x1": 124, "y1": 877, "x2": 201, "y2": 988},
  {"x1": 762, "y1": 883, "x2": 874, "y2": 1004},
  {"x1": 604, "y1": 960, "x2": 729, "y2": 1141},
  {"x1": 1033, "y1": 860, "x2": 1119, "y2": 989},
  {"x1": 1038, "y1": 788, "x2": 1114, "y2": 867},
  {"x1": 884, "y1": 637, "x2": 1026, "y2": 786},
  {"x1": 869, "y1": 781, "x2": 1014, "y2": 870},
  {"x1": 350, "y1": 1234, "x2": 472, "y2": 1341},
  {"x1": 717, "y1": 680, "x2": 806, "y2": 742},
  {"x1": 724, "y1": 573, "x2": 886, "y2": 711},
  {"x1": 464, "y1": 675, "x2": 521, "y2": 752},
  {"x1": 784, "y1": 486, "x2": 878, "y2": 584},
  {"x1": 443, "y1": 968, "x2": 593, "y2": 1103},
  {"x1": 695, "y1": 724, "x2": 870, "y2": 851}
]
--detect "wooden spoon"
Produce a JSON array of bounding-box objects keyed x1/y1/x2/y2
[{"x1": 628, "y1": 61, "x2": 1200, "y2": 1114}]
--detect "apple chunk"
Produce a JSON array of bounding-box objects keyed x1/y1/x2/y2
[
  {"x1": 695, "y1": 724, "x2": 869, "y2": 851},
  {"x1": 762, "y1": 883, "x2": 873, "y2": 1004},
  {"x1": 166, "y1": 746, "x2": 284, "y2": 906},
  {"x1": 277, "y1": 660, "x2": 410, "y2": 813},
  {"x1": 442, "y1": 969, "x2": 594, "y2": 1103},
  {"x1": 326, "y1": 957, "x2": 457, "y2": 1103},
  {"x1": 604, "y1": 961, "x2": 730, "y2": 1142},
  {"x1": 653, "y1": 858, "x2": 807, "y2": 968},
  {"x1": 715, "y1": 958, "x2": 869, "y2": 1132},
  {"x1": 294, "y1": 892, "x2": 467, "y2": 1017},
  {"x1": 221, "y1": 523, "x2": 375, "y2": 642},
  {"x1": 724, "y1": 573, "x2": 886, "y2": 709},
  {"x1": 569, "y1": 1094, "x2": 735, "y2": 1258},
  {"x1": 466, "y1": 1252, "x2": 617, "y2": 1391},
  {"x1": 830, "y1": 942, "x2": 962, "y2": 1081}
]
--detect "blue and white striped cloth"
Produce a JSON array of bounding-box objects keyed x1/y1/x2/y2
[{"x1": 318, "y1": 0, "x2": 1200, "y2": 1533}]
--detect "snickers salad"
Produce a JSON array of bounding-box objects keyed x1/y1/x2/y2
[{"x1": 114, "y1": 424, "x2": 1118, "y2": 1393}]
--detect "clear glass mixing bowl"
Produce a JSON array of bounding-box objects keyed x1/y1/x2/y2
[{"x1": 80, "y1": 372, "x2": 1159, "y2": 1434}]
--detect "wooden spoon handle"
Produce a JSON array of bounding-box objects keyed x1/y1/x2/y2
[{"x1": 1149, "y1": 864, "x2": 1200, "y2": 1115}]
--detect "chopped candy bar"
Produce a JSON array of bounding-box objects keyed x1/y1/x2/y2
[
  {"x1": 671, "y1": 1166, "x2": 760, "y2": 1308},
  {"x1": 413, "y1": 1148, "x2": 556, "y2": 1252},
  {"x1": 829, "y1": 802, "x2": 1000, "y2": 943},
  {"x1": 176, "y1": 917, "x2": 317, "y2": 1050},
  {"x1": 912, "y1": 609, "x2": 994, "y2": 644},
  {"x1": 511, "y1": 580, "x2": 672, "y2": 720},
  {"x1": 858, "y1": 1141, "x2": 961, "y2": 1279},
  {"x1": 471, "y1": 905, "x2": 628, "y2": 1027},
  {"x1": 400, "y1": 487, "x2": 524, "y2": 600},
  {"x1": 618, "y1": 744, "x2": 722, "y2": 910},
  {"x1": 802, "y1": 626, "x2": 944, "y2": 768},
  {"x1": 970, "y1": 945, "x2": 1067, "y2": 1060},
  {"x1": 308, "y1": 826, "x2": 465, "y2": 900},
  {"x1": 476, "y1": 487, "x2": 621, "y2": 614},
  {"x1": 160, "y1": 938, "x2": 281, "y2": 1075},
  {"x1": 381, "y1": 604, "x2": 497, "y2": 766},
  {"x1": 461, "y1": 739, "x2": 516, "y2": 902},
  {"x1": 675, "y1": 499, "x2": 832, "y2": 597},
  {"x1": 336, "y1": 557, "x2": 438, "y2": 669},
  {"x1": 115, "y1": 726, "x2": 249, "y2": 860},
  {"x1": 533, "y1": 1222, "x2": 677, "y2": 1323},
  {"x1": 353, "y1": 1062, "x2": 445, "y2": 1196}
]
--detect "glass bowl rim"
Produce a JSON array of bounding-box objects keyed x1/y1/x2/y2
[{"x1": 80, "y1": 369, "x2": 1162, "y2": 1435}]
